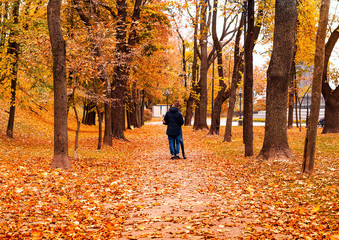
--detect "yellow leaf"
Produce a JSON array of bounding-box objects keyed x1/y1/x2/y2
[
  {"x1": 138, "y1": 225, "x2": 146, "y2": 230},
  {"x1": 311, "y1": 205, "x2": 320, "y2": 214}
]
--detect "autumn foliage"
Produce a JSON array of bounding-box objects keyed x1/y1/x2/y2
[{"x1": 0, "y1": 103, "x2": 338, "y2": 239}]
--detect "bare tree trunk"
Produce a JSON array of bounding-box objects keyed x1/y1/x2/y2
[
  {"x1": 209, "y1": 0, "x2": 228, "y2": 135},
  {"x1": 294, "y1": 79, "x2": 299, "y2": 128},
  {"x1": 243, "y1": 0, "x2": 255, "y2": 156},
  {"x1": 322, "y1": 24, "x2": 339, "y2": 134},
  {"x1": 129, "y1": 86, "x2": 142, "y2": 128},
  {"x1": 302, "y1": 0, "x2": 330, "y2": 174},
  {"x1": 92, "y1": 79, "x2": 103, "y2": 150},
  {"x1": 224, "y1": 15, "x2": 244, "y2": 142},
  {"x1": 48, "y1": 0, "x2": 71, "y2": 169},
  {"x1": 6, "y1": 0, "x2": 20, "y2": 138},
  {"x1": 257, "y1": 0, "x2": 297, "y2": 160},
  {"x1": 103, "y1": 84, "x2": 112, "y2": 146},
  {"x1": 140, "y1": 90, "x2": 145, "y2": 126},
  {"x1": 288, "y1": 80, "x2": 294, "y2": 129},
  {"x1": 70, "y1": 87, "x2": 81, "y2": 158},
  {"x1": 111, "y1": 0, "x2": 142, "y2": 139},
  {"x1": 194, "y1": 0, "x2": 209, "y2": 130},
  {"x1": 288, "y1": 52, "x2": 297, "y2": 129},
  {"x1": 96, "y1": 105, "x2": 103, "y2": 150},
  {"x1": 185, "y1": 5, "x2": 199, "y2": 126},
  {"x1": 299, "y1": 100, "x2": 303, "y2": 132}
]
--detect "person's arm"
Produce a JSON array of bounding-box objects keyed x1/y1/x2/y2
[
  {"x1": 179, "y1": 113, "x2": 184, "y2": 126},
  {"x1": 163, "y1": 113, "x2": 168, "y2": 125}
]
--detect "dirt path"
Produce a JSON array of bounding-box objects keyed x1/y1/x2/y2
[{"x1": 118, "y1": 126, "x2": 249, "y2": 239}]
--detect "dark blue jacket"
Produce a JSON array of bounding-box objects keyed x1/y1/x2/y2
[{"x1": 164, "y1": 107, "x2": 184, "y2": 136}]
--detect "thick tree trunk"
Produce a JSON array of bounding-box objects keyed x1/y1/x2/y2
[
  {"x1": 129, "y1": 87, "x2": 142, "y2": 128},
  {"x1": 111, "y1": 0, "x2": 128, "y2": 139},
  {"x1": 6, "y1": 0, "x2": 20, "y2": 138},
  {"x1": 48, "y1": 0, "x2": 71, "y2": 169},
  {"x1": 194, "y1": 1, "x2": 209, "y2": 130},
  {"x1": 257, "y1": 0, "x2": 297, "y2": 160},
  {"x1": 322, "y1": 91, "x2": 339, "y2": 133},
  {"x1": 322, "y1": 24, "x2": 339, "y2": 133},
  {"x1": 302, "y1": 0, "x2": 330, "y2": 173},
  {"x1": 185, "y1": 94, "x2": 194, "y2": 126},
  {"x1": 111, "y1": 0, "x2": 142, "y2": 139},
  {"x1": 243, "y1": 0, "x2": 255, "y2": 156}
]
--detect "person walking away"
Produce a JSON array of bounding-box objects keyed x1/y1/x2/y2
[{"x1": 163, "y1": 102, "x2": 183, "y2": 159}]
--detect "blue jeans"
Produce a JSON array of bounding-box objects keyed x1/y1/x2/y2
[
  {"x1": 168, "y1": 135, "x2": 180, "y2": 155},
  {"x1": 178, "y1": 129, "x2": 185, "y2": 156}
]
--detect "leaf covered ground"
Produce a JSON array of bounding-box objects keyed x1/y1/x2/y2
[{"x1": 0, "y1": 107, "x2": 338, "y2": 239}]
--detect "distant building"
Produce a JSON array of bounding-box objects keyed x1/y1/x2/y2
[
  {"x1": 152, "y1": 104, "x2": 169, "y2": 118},
  {"x1": 296, "y1": 64, "x2": 325, "y2": 110}
]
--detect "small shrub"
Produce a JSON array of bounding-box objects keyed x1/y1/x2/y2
[{"x1": 144, "y1": 109, "x2": 152, "y2": 122}]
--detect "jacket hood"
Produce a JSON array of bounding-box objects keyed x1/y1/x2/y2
[{"x1": 170, "y1": 107, "x2": 179, "y2": 113}]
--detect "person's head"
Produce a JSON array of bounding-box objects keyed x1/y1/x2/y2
[{"x1": 172, "y1": 102, "x2": 181, "y2": 109}]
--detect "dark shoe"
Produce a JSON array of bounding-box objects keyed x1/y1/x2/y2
[
  {"x1": 175, "y1": 155, "x2": 180, "y2": 159},
  {"x1": 183, "y1": 155, "x2": 187, "y2": 159},
  {"x1": 171, "y1": 155, "x2": 176, "y2": 159}
]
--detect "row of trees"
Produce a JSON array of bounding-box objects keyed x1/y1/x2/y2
[
  {"x1": 174, "y1": 0, "x2": 337, "y2": 172},
  {"x1": 1, "y1": 0, "x2": 183, "y2": 167},
  {"x1": 1, "y1": 0, "x2": 338, "y2": 172}
]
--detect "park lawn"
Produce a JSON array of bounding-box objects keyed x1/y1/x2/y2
[{"x1": 0, "y1": 104, "x2": 338, "y2": 239}]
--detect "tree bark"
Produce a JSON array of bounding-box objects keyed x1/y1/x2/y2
[
  {"x1": 71, "y1": 87, "x2": 81, "y2": 158},
  {"x1": 209, "y1": 0, "x2": 228, "y2": 135},
  {"x1": 111, "y1": 0, "x2": 142, "y2": 139},
  {"x1": 129, "y1": 85, "x2": 142, "y2": 128},
  {"x1": 194, "y1": 0, "x2": 209, "y2": 130},
  {"x1": 92, "y1": 78, "x2": 103, "y2": 150},
  {"x1": 48, "y1": 0, "x2": 71, "y2": 169},
  {"x1": 243, "y1": 0, "x2": 255, "y2": 156},
  {"x1": 257, "y1": 0, "x2": 297, "y2": 160},
  {"x1": 6, "y1": 0, "x2": 20, "y2": 138},
  {"x1": 287, "y1": 75, "x2": 295, "y2": 129},
  {"x1": 185, "y1": 4, "x2": 199, "y2": 126},
  {"x1": 294, "y1": 79, "x2": 299, "y2": 128},
  {"x1": 224, "y1": 14, "x2": 244, "y2": 142},
  {"x1": 140, "y1": 89, "x2": 145, "y2": 126},
  {"x1": 288, "y1": 47, "x2": 297, "y2": 129},
  {"x1": 82, "y1": 101, "x2": 96, "y2": 125},
  {"x1": 302, "y1": 0, "x2": 330, "y2": 173},
  {"x1": 322, "y1": 24, "x2": 339, "y2": 134}
]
